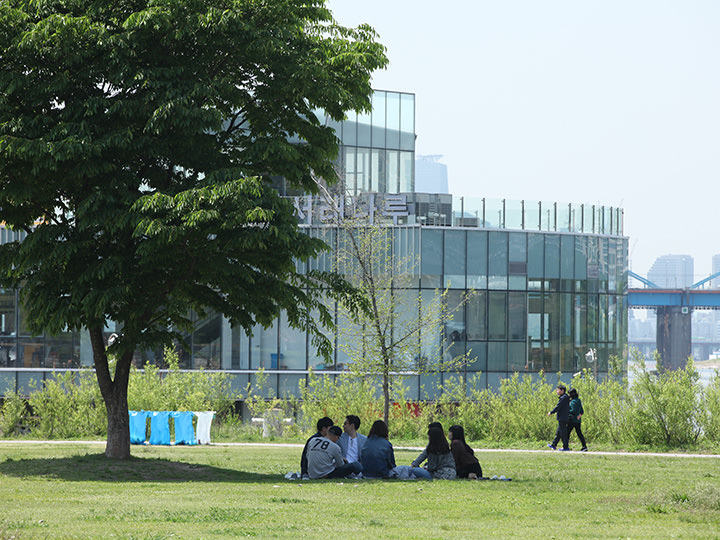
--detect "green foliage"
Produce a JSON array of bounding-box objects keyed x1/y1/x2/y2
[
  {"x1": 1, "y1": 349, "x2": 236, "y2": 439},
  {"x1": 484, "y1": 372, "x2": 558, "y2": 442},
  {"x1": 298, "y1": 369, "x2": 384, "y2": 433},
  {"x1": 127, "y1": 346, "x2": 235, "y2": 415},
  {"x1": 26, "y1": 371, "x2": 106, "y2": 439},
  {"x1": 285, "y1": 350, "x2": 719, "y2": 449},
  {"x1": 630, "y1": 354, "x2": 704, "y2": 446},
  {"x1": 0, "y1": 392, "x2": 28, "y2": 436},
  {"x1": 0, "y1": 0, "x2": 387, "y2": 455},
  {"x1": 703, "y1": 369, "x2": 720, "y2": 442}
]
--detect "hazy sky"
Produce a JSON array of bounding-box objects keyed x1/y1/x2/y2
[{"x1": 328, "y1": 0, "x2": 720, "y2": 281}]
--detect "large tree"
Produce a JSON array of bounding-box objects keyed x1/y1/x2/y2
[{"x1": 0, "y1": 0, "x2": 385, "y2": 458}]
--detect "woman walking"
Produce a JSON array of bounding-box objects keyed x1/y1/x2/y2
[{"x1": 568, "y1": 388, "x2": 588, "y2": 451}]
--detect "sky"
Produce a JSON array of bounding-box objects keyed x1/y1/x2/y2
[{"x1": 327, "y1": 0, "x2": 720, "y2": 281}]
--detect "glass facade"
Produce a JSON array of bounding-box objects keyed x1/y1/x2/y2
[
  {"x1": 333, "y1": 90, "x2": 415, "y2": 195},
  {"x1": 0, "y1": 90, "x2": 628, "y2": 399}
]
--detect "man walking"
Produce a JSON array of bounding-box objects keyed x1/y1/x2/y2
[{"x1": 547, "y1": 384, "x2": 570, "y2": 451}]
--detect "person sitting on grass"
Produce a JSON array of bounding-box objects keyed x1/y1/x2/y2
[
  {"x1": 338, "y1": 414, "x2": 367, "y2": 467},
  {"x1": 360, "y1": 420, "x2": 397, "y2": 478},
  {"x1": 411, "y1": 426, "x2": 456, "y2": 479},
  {"x1": 449, "y1": 424, "x2": 483, "y2": 479},
  {"x1": 300, "y1": 416, "x2": 333, "y2": 478},
  {"x1": 306, "y1": 425, "x2": 363, "y2": 479}
]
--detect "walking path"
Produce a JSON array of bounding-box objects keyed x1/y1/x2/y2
[{"x1": 1, "y1": 439, "x2": 719, "y2": 459}]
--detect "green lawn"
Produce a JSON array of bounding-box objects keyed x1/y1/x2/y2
[{"x1": 0, "y1": 443, "x2": 719, "y2": 539}]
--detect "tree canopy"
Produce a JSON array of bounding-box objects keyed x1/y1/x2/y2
[{"x1": 0, "y1": 0, "x2": 386, "y2": 457}]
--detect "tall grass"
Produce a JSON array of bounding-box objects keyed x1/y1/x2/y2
[{"x1": 2, "y1": 348, "x2": 720, "y2": 451}]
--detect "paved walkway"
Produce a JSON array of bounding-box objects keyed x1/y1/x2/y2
[{"x1": 2, "y1": 439, "x2": 719, "y2": 459}]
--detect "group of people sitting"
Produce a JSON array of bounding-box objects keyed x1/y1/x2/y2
[{"x1": 299, "y1": 415, "x2": 483, "y2": 480}]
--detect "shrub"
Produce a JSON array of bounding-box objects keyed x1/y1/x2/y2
[
  {"x1": 0, "y1": 392, "x2": 29, "y2": 436},
  {"x1": 27, "y1": 370, "x2": 106, "y2": 438},
  {"x1": 629, "y1": 354, "x2": 703, "y2": 447},
  {"x1": 127, "y1": 346, "x2": 236, "y2": 416},
  {"x1": 701, "y1": 369, "x2": 720, "y2": 442}
]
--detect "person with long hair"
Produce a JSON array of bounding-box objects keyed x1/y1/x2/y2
[
  {"x1": 411, "y1": 426, "x2": 456, "y2": 479},
  {"x1": 448, "y1": 425, "x2": 483, "y2": 479},
  {"x1": 360, "y1": 420, "x2": 397, "y2": 478},
  {"x1": 568, "y1": 388, "x2": 588, "y2": 451}
]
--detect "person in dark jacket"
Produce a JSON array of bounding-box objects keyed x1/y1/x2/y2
[
  {"x1": 568, "y1": 388, "x2": 587, "y2": 451},
  {"x1": 360, "y1": 420, "x2": 397, "y2": 478},
  {"x1": 449, "y1": 425, "x2": 483, "y2": 479},
  {"x1": 547, "y1": 384, "x2": 570, "y2": 451}
]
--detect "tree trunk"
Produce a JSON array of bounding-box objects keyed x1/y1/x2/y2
[
  {"x1": 104, "y1": 382, "x2": 131, "y2": 459},
  {"x1": 383, "y1": 370, "x2": 390, "y2": 427},
  {"x1": 90, "y1": 326, "x2": 133, "y2": 459}
]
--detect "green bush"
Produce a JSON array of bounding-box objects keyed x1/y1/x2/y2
[
  {"x1": 485, "y1": 372, "x2": 557, "y2": 442},
  {"x1": 0, "y1": 392, "x2": 29, "y2": 436},
  {"x1": 703, "y1": 369, "x2": 720, "y2": 442},
  {"x1": 127, "y1": 346, "x2": 236, "y2": 416},
  {"x1": 299, "y1": 370, "x2": 385, "y2": 434},
  {"x1": 27, "y1": 370, "x2": 106, "y2": 438},
  {"x1": 629, "y1": 355, "x2": 703, "y2": 447}
]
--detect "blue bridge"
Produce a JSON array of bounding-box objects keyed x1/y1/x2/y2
[{"x1": 628, "y1": 271, "x2": 720, "y2": 369}]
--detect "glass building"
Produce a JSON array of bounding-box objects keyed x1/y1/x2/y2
[{"x1": 0, "y1": 90, "x2": 628, "y2": 397}]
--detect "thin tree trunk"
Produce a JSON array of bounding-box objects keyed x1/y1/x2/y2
[
  {"x1": 383, "y1": 369, "x2": 390, "y2": 427},
  {"x1": 90, "y1": 326, "x2": 133, "y2": 459}
]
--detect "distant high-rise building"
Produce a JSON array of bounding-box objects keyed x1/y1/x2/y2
[
  {"x1": 712, "y1": 254, "x2": 720, "y2": 288},
  {"x1": 647, "y1": 254, "x2": 694, "y2": 288},
  {"x1": 415, "y1": 155, "x2": 448, "y2": 194}
]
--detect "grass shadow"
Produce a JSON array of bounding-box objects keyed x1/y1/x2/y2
[{"x1": 0, "y1": 453, "x2": 278, "y2": 483}]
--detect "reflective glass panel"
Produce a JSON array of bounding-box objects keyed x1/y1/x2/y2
[
  {"x1": 488, "y1": 292, "x2": 507, "y2": 340},
  {"x1": 343, "y1": 112, "x2": 357, "y2": 146},
  {"x1": 487, "y1": 341, "x2": 507, "y2": 372},
  {"x1": 280, "y1": 312, "x2": 306, "y2": 370},
  {"x1": 466, "y1": 291, "x2": 486, "y2": 341},
  {"x1": 250, "y1": 320, "x2": 278, "y2": 370},
  {"x1": 488, "y1": 232, "x2": 508, "y2": 289},
  {"x1": 444, "y1": 230, "x2": 466, "y2": 288},
  {"x1": 371, "y1": 149, "x2": 386, "y2": 193},
  {"x1": 507, "y1": 342, "x2": 527, "y2": 372},
  {"x1": 400, "y1": 93, "x2": 415, "y2": 151},
  {"x1": 386, "y1": 92, "x2": 400, "y2": 149},
  {"x1": 193, "y1": 312, "x2": 222, "y2": 369},
  {"x1": 467, "y1": 231, "x2": 488, "y2": 289},
  {"x1": 466, "y1": 342, "x2": 487, "y2": 372},
  {"x1": 387, "y1": 150, "x2": 399, "y2": 193},
  {"x1": 421, "y1": 229, "x2": 442, "y2": 288},
  {"x1": 371, "y1": 91, "x2": 387, "y2": 147},
  {"x1": 0, "y1": 290, "x2": 15, "y2": 336},
  {"x1": 399, "y1": 151, "x2": 413, "y2": 192},
  {"x1": 508, "y1": 292, "x2": 526, "y2": 340}
]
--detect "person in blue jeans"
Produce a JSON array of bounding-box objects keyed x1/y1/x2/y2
[{"x1": 547, "y1": 384, "x2": 570, "y2": 451}]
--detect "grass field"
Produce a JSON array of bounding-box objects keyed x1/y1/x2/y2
[{"x1": 1, "y1": 443, "x2": 719, "y2": 539}]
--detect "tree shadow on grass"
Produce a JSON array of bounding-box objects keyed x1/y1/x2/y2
[{"x1": 0, "y1": 453, "x2": 279, "y2": 483}]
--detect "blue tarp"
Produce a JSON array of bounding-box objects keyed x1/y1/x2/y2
[
  {"x1": 172, "y1": 411, "x2": 197, "y2": 445},
  {"x1": 149, "y1": 411, "x2": 171, "y2": 445},
  {"x1": 129, "y1": 410, "x2": 149, "y2": 444}
]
